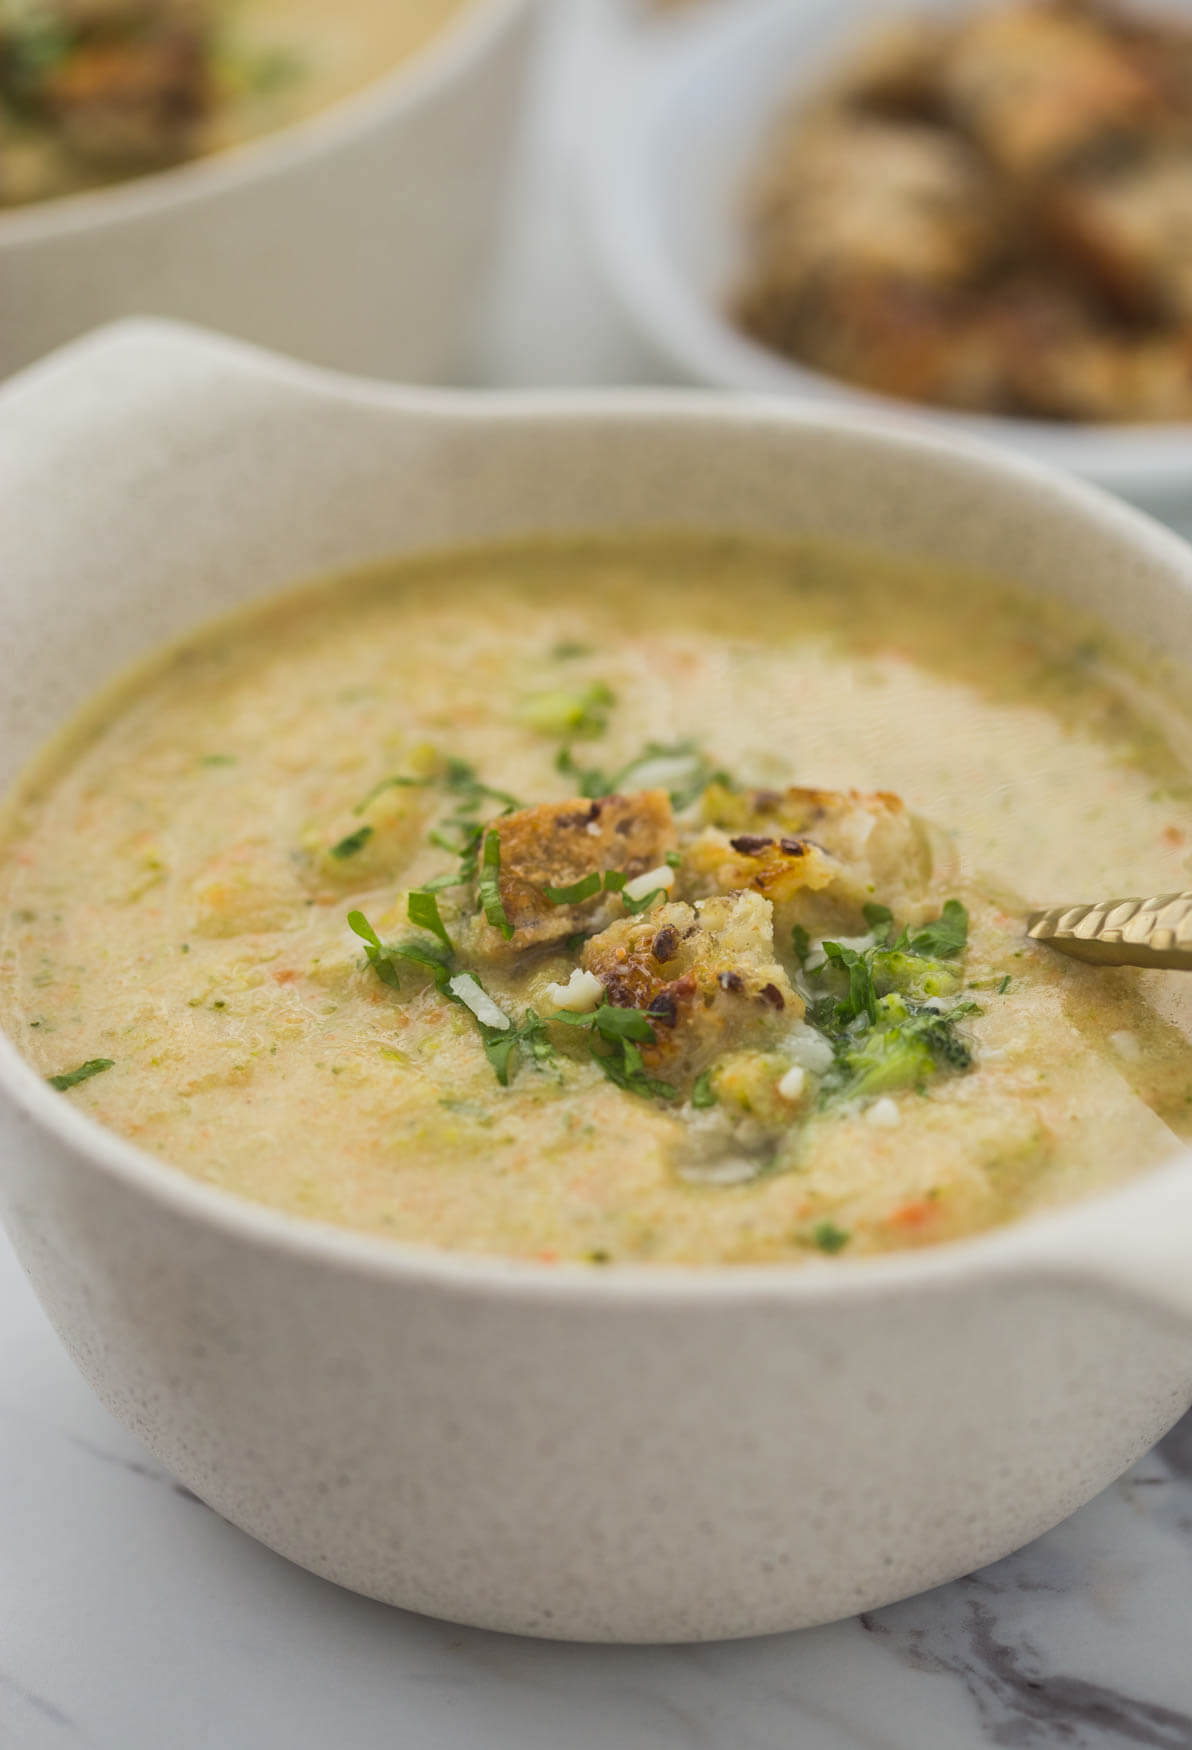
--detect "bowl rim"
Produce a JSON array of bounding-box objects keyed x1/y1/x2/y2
[
  {"x1": 586, "y1": 0, "x2": 1192, "y2": 492},
  {"x1": 3, "y1": 319, "x2": 1192, "y2": 1309},
  {"x1": 0, "y1": 0, "x2": 535, "y2": 246}
]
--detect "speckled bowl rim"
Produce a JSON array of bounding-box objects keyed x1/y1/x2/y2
[
  {"x1": 0, "y1": 0, "x2": 534, "y2": 245},
  {"x1": 3, "y1": 323, "x2": 1192, "y2": 1310}
]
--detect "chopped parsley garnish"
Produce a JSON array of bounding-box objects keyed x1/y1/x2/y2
[
  {"x1": 691, "y1": 1070, "x2": 717, "y2": 1108},
  {"x1": 551, "y1": 641, "x2": 592, "y2": 661},
  {"x1": 347, "y1": 909, "x2": 401, "y2": 988},
  {"x1": 481, "y1": 1009, "x2": 555, "y2": 1087},
  {"x1": 540, "y1": 868, "x2": 638, "y2": 906},
  {"x1": 551, "y1": 1003, "x2": 676, "y2": 1100},
  {"x1": 906, "y1": 899, "x2": 969, "y2": 959},
  {"x1": 201, "y1": 754, "x2": 236, "y2": 768},
  {"x1": 347, "y1": 908, "x2": 547, "y2": 1086},
  {"x1": 330, "y1": 825, "x2": 374, "y2": 860},
  {"x1": 47, "y1": 1058, "x2": 113, "y2": 1092},
  {"x1": 407, "y1": 889, "x2": 453, "y2": 952},
  {"x1": 999, "y1": 974, "x2": 1011, "y2": 995},
  {"x1": 542, "y1": 871, "x2": 603, "y2": 906},
  {"x1": 664, "y1": 850, "x2": 682, "y2": 869},
  {"x1": 802, "y1": 901, "x2": 978, "y2": 1106},
  {"x1": 353, "y1": 773, "x2": 432, "y2": 815},
  {"x1": 555, "y1": 739, "x2": 727, "y2": 812},
  {"x1": 791, "y1": 923, "x2": 811, "y2": 965},
  {"x1": 421, "y1": 760, "x2": 522, "y2": 890},
  {"x1": 478, "y1": 831, "x2": 514, "y2": 940},
  {"x1": 622, "y1": 885, "x2": 667, "y2": 915},
  {"x1": 812, "y1": 1221, "x2": 850, "y2": 1255}
]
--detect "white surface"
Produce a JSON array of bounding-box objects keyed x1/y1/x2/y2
[{"x1": 3, "y1": 0, "x2": 1192, "y2": 1741}]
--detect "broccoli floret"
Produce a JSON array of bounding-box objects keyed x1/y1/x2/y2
[
  {"x1": 869, "y1": 948, "x2": 963, "y2": 1002},
  {"x1": 837, "y1": 1025, "x2": 935, "y2": 1100}
]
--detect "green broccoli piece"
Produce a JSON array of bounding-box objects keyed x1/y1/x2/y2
[{"x1": 837, "y1": 1026, "x2": 935, "y2": 1101}]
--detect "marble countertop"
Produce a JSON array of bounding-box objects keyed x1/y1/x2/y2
[{"x1": 4, "y1": 4, "x2": 1192, "y2": 1745}]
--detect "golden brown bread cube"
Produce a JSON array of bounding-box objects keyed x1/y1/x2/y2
[
  {"x1": 580, "y1": 891, "x2": 801, "y2": 1083},
  {"x1": 46, "y1": 5, "x2": 209, "y2": 169},
  {"x1": 693, "y1": 783, "x2": 937, "y2": 936},
  {"x1": 745, "y1": 117, "x2": 1001, "y2": 294},
  {"x1": 942, "y1": 1, "x2": 1157, "y2": 178},
  {"x1": 479, "y1": 789, "x2": 676, "y2": 952},
  {"x1": 1041, "y1": 154, "x2": 1192, "y2": 323}
]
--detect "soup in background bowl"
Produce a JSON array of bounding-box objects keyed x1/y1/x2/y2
[
  {"x1": 1, "y1": 321, "x2": 1191, "y2": 1643},
  {"x1": 0, "y1": 0, "x2": 538, "y2": 381},
  {"x1": 0, "y1": 0, "x2": 467, "y2": 206}
]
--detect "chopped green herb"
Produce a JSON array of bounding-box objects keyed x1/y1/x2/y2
[
  {"x1": 862, "y1": 902, "x2": 894, "y2": 939},
  {"x1": 555, "y1": 739, "x2": 727, "y2": 812},
  {"x1": 201, "y1": 753, "x2": 236, "y2": 767},
  {"x1": 691, "y1": 1070, "x2": 717, "y2": 1109},
  {"x1": 443, "y1": 758, "x2": 521, "y2": 813},
  {"x1": 478, "y1": 831, "x2": 514, "y2": 940},
  {"x1": 622, "y1": 886, "x2": 666, "y2": 915},
  {"x1": 552, "y1": 1004, "x2": 656, "y2": 1043},
  {"x1": 391, "y1": 938, "x2": 453, "y2": 995},
  {"x1": 821, "y1": 941, "x2": 879, "y2": 1027},
  {"x1": 551, "y1": 1003, "x2": 675, "y2": 1099},
  {"x1": 812, "y1": 1221, "x2": 850, "y2": 1255},
  {"x1": 802, "y1": 901, "x2": 978, "y2": 1108},
  {"x1": 664, "y1": 850, "x2": 682, "y2": 869},
  {"x1": 330, "y1": 825, "x2": 374, "y2": 860},
  {"x1": 999, "y1": 974, "x2": 1011, "y2": 995},
  {"x1": 907, "y1": 899, "x2": 969, "y2": 960},
  {"x1": 564, "y1": 931, "x2": 590, "y2": 954},
  {"x1": 407, "y1": 889, "x2": 453, "y2": 952},
  {"x1": 481, "y1": 1008, "x2": 555, "y2": 1087},
  {"x1": 543, "y1": 871, "x2": 603, "y2": 906},
  {"x1": 353, "y1": 773, "x2": 432, "y2": 815},
  {"x1": 551, "y1": 641, "x2": 592, "y2": 660},
  {"x1": 587, "y1": 1248, "x2": 611, "y2": 1264},
  {"x1": 347, "y1": 909, "x2": 400, "y2": 988},
  {"x1": 47, "y1": 1058, "x2": 113, "y2": 1092},
  {"x1": 791, "y1": 923, "x2": 811, "y2": 965}
]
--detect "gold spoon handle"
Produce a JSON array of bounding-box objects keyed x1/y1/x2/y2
[{"x1": 1027, "y1": 891, "x2": 1192, "y2": 969}]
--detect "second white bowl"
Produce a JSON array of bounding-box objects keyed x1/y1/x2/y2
[
  {"x1": 589, "y1": 0, "x2": 1192, "y2": 497},
  {"x1": 0, "y1": 0, "x2": 539, "y2": 384}
]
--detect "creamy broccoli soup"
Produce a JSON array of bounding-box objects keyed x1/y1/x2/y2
[
  {"x1": 3, "y1": 535, "x2": 1192, "y2": 1265},
  {"x1": 0, "y1": 0, "x2": 465, "y2": 208}
]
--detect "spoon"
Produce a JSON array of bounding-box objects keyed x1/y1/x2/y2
[{"x1": 1027, "y1": 892, "x2": 1192, "y2": 969}]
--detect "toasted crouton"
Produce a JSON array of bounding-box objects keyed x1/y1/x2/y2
[
  {"x1": 472, "y1": 789, "x2": 676, "y2": 954},
  {"x1": 47, "y1": 6, "x2": 209, "y2": 170},
  {"x1": 942, "y1": 2, "x2": 1157, "y2": 178},
  {"x1": 1040, "y1": 154, "x2": 1192, "y2": 323},
  {"x1": 694, "y1": 784, "x2": 936, "y2": 935},
  {"x1": 580, "y1": 891, "x2": 801, "y2": 1081}
]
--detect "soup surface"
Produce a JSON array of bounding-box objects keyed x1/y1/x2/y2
[
  {"x1": 2, "y1": 535, "x2": 1192, "y2": 1265},
  {"x1": 0, "y1": 0, "x2": 465, "y2": 207}
]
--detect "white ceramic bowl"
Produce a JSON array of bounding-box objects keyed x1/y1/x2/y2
[
  {"x1": 0, "y1": 0, "x2": 538, "y2": 383},
  {"x1": 2, "y1": 319, "x2": 1192, "y2": 1644},
  {"x1": 589, "y1": 0, "x2": 1192, "y2": 496}
]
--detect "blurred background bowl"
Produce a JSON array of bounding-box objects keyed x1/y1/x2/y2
[
  {"x1": 0, "y1": 0, "x2": 539, "y2": 384},
  {"x1": 589, "y1": 0, "x2": 1192, "y2": 498}
]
